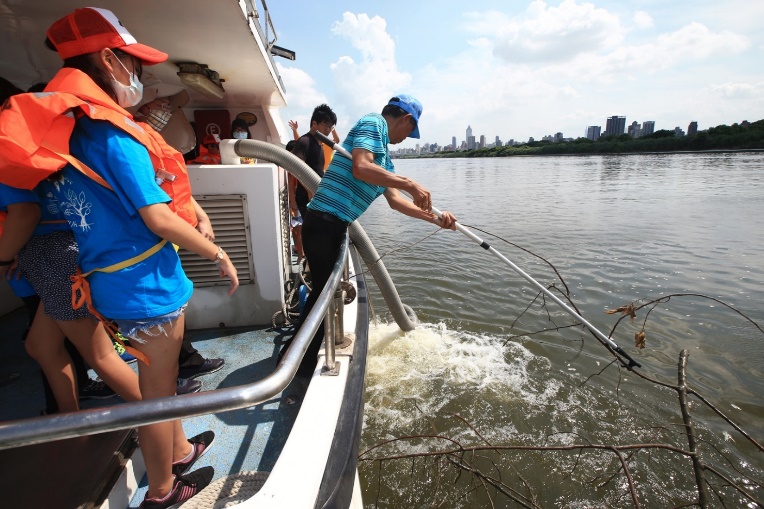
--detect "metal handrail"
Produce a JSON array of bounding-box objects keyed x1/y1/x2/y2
[
  {"x1": 244, "y1": 0, "x2": 285, "y2": 92},
  {"x1": 260, "y1": 0, "x2": 277, "y2": 50},
  {"x1": 246, "y1": 0, "x2": 278, "y2": 49},
  {"x1": 0, "y1": 232, "x2": 350, "y2": 451}
]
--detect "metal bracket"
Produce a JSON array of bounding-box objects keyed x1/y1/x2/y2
[
  {"x1": 321, "y1": 362, "x2": 340, "y2": 376},
  {"x1": 341, "y1": 281, "x2": 356, "y2": 304}
]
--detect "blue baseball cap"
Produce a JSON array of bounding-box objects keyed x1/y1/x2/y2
[{"x1": 388, "y1": 95, "x2": 422, "y2": 139}]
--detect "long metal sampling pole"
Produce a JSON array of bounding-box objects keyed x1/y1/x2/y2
[{"x1": 314, "y1": 131, "x2": 641, "y2": 369}]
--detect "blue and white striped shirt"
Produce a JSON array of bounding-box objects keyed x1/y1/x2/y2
[{"x1": 308, "y1": 113, "x2": 394, "y2": 223}]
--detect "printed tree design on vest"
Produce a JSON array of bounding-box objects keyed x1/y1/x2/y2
[{"x1": 62, "y1": 190, "x2": 92, "y2": 231}]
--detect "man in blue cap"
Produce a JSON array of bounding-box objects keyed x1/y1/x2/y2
[{"x1": 284, "y1": 95, "x2": 458, "y2": 374}]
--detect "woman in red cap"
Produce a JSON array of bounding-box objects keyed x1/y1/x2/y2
[{"x1": 3, "y1": 7, "x2": 238, "y2": 508}]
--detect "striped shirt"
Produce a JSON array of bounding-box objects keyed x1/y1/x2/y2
[{"x1": 308, "y1": 113, "x2": 394, "y2": 223}]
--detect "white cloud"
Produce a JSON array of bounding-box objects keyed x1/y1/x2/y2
[
  {"x1": 408, "y1": 10, "x2": 754, "y2": 144},
  {"x1": 632, "y1": 11, "x2": 654, "y2": 30},
  {"x1": 277, "y1": 63, "x2": 331, "y2": 134},
  {"x1": 711, "y1": 82, "x2": 764, "y2": 99},
  {"x1": 329, "y1": 12, "x2": 411, "y2": 121},
  {"x1": 464, "y1": 0, "x2": 624, "y2": 64},
  {"x1": 278, "y1": 63, "x2": 327, "y2": 110}
]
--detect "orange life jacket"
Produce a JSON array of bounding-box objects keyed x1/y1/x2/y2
[
  {"x1": 0, "y1": 68, "x2": 197, "y2": 226},
  {"x1": 189, "y1": 153, "x2": 221, "y2": 165}
]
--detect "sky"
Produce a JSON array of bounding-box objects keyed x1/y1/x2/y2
[{"x1": 266, "y1": 0, "x2": 763, "y2": 149}]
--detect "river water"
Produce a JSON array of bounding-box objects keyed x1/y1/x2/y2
[{"x1": 356, "y1": 153, "x2": 764, "y2": 508}]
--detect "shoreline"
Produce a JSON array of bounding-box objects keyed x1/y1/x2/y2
[{"x1": 396, "y1": 147, "x2": 764, "y2": 160}]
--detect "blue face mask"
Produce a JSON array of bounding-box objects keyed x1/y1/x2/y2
[
  {"x1": 109, "y1": 51, "x2": 143, "y2": 108},
  {"x1": 232, "y1": 131, "x2": 248, "y2": 140}
]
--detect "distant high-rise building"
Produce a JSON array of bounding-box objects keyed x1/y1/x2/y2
[
  {"x1": 604, "y1": 116, "x2": 626, "y2": 137},
  {"x1": 495, "y1": 135, "x2": 502, "y2": 147},
  {"x1": 466, "y1": 125, "x2": 472, "y2": 141},
  {"x1": 628, "y1": 121, "x2": 641, "y2": 138},
  {"x1": 586, "y1": 126, "x2": 601, "y2": 140},
  {"x1": 674, "y1": 126, "x2": 686, "y2": 137},
  {"x1": 467, "y1": 136, "x2": 476, "y2": 150},
  {"x1": 642, "y1": 121, "x2": 655, "y2": 136},
  {"x1": 554, "y1": 132, "x2": 563, "y2": 143},
  {"x1": 479, "y1": 134, "x2": 486, "y2": 148},
  {"x1": 452, "y1": 136, "x2": 457, "y2": 149},
  {"x1": 688, "y1": 121, "x2": 698, "y2": 136}
]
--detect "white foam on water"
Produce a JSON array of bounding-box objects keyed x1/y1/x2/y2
[{"x1": 364, "y1": 321, "x2": 567, "y2": 433}]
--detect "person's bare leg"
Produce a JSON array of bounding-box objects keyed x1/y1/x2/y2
[
  {"x1": 59, "y1": 319, "x2": 142, "y2": 402},
  {"x1": 130, "y1": 315, "x2": 190, "y2": 499},
  {"x1": 24, "y1": 304, "x2": 78, "y2": 412},
  {"x1": 170, "y1": 316, "x2": 194, "y2": 463}
]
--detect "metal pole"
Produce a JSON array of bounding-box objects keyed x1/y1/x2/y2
[
  {"x1": 323, "y1": 295, "x2": 337, "y2": 373},
  {"x1": 313, "y1": 131, "x2": 640, "y2": 369}
]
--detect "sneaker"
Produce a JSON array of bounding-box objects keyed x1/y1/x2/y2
[
  {"x1": 79, "y1": 379, "x2": 117, "y2": 401},
  {"x1": 176, "y1": 378, "x2": 202, "y2": 395},
  {"x1": 172, "y1": 430, "x2": 215, "y2": 476},
  {"x1": 178, "y1": 358, "x2": 225, "y2": 379},
  {"x1": 114, "y1": 339, "x2": 136, "y2": 364},
  {"x1": 139, "y1": 466, "x2": 215, "y2": 509}
]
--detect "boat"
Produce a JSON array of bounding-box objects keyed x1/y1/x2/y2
[{"x1": 0, "y1": 1, "x2": 417, "y2": 507}]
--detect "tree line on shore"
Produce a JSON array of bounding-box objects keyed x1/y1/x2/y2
[{"x1": 418, "y1": 119, "x2": 764, "y2": 158}]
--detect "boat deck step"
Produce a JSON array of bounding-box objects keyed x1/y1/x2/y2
[{"x1": 181, "y1": 471, "x2": 270, "y2": 508}]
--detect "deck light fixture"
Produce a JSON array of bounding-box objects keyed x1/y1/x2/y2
[{"x1": 176, "y1": 62, "x2": 225, "y2": 99}]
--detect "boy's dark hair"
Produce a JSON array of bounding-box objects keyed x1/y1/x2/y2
[
  {"x1": 310, "y1": 103, "x2": 337, "y2": 126},
  {"x1": 285, "y1": 140, "x2": 297, "y2": 153},
  {"x1": 381, "y1": 97, "x2": 408, "y2": 118}
]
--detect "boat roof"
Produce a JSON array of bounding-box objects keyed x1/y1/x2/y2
[{"x1": 0, "y1": 0, "x2": 287, "y2": 110}]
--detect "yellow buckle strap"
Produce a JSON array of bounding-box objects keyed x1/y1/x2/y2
[{"x1": 71, "y1": 239, "x2": 169, "y2": 365}]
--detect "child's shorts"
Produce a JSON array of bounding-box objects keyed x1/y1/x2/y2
[{"x1": 17, "y1": 231, "x2": 93, "y2": 322}]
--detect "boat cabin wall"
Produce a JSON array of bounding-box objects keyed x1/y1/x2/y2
[
  {"x1": 181, "y1": 163, "x2": 289, "y2": 329},
  {"x1": 182, "y1": 107, "x2": 286, "y2": 147}
]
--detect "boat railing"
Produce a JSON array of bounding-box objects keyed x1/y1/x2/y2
[
  {"x1": 0, "y1": 232, "x2": 350, "y2": 451},
  {"x1": 241, "y1": 0, "x2": 285, "y2": 92}
]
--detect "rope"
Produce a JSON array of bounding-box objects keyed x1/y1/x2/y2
[
  {"x1": 271, "y1": 261, "x2": 310, "y2": 328},
  {"x1": 180, "y1": 471, "x2": 270, "y2": 508}
]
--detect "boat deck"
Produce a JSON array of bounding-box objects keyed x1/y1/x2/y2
[{"x1": 0, "y1": 307, "x2": 311, "y2": 508}]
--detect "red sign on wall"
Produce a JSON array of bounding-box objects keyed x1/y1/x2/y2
[{"x1": 193, "y1": 110, "x2": 231, "y2": 145}]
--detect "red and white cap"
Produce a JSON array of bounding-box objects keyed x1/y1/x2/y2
[{"x1": 46, "y1": 7, "x2": 167, "y2": 65}]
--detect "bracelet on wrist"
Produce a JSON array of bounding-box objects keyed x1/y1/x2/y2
[
  {"x1": 212, "y1": 245, "x2": 225, "y2": 264},
  {"x1": 0, "y1": 258, "x2": 15, "y2": 266}
]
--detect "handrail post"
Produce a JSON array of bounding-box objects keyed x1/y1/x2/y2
[
  {"x1": 323, "y1": 288, "x2": 338, "y2": 375},
  {"x1": 322, "y1": 233, "x2": 348, "y2": 376}
]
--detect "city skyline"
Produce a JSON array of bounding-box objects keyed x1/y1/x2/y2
[{"x1": 391, "y1": 115, "x2": 712, "y2": 155}]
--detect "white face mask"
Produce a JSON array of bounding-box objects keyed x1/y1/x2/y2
[
  {"x1": 232, "y1": 131, "x2": 248, "y2": 140},
  {"x1": 109, "y1": 51, "x2": 144, "y2": 108}
]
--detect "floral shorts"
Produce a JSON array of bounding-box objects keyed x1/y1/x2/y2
[{"x1": 17, "y1": 231, "x2": 93, "y2": 322}]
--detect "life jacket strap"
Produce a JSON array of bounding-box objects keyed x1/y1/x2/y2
[
  {"x1": 70, "y1": 238, "x2": 170, "y2": 365},
  {"x1": 39, "y1": 140, "x2": 113, "y2": 190}
]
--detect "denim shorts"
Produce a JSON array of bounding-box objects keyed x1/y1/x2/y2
[{"x1": 114, "y1": 304, "x2": 187, "y2": 343}]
